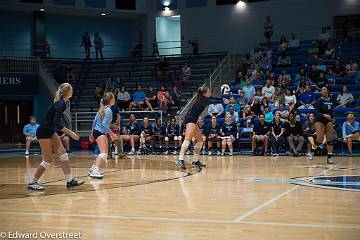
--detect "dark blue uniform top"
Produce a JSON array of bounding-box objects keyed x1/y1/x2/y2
[
  {"x1": 126, "y1": 121, "x2": 140, "y2": 135},
  {"x1": 110, "y1": 105, "x2": 120, "y2": 124},
  {"x1": 183, "y1": 96, "x2": 222, "y2": 124},
  {"x1": 314, "y1": 97, "x2": 338, "y2": 122},
  {"x1": 153, "y1": 123, "x2": 166, "y2": 136},
  {"x1": 141, "y1": 124, "x2": 153, "y2": 136},
  {"x1": 253, "y1": 122, "x2": 271, "y2": 136},
  {"x1": 198, "y1": 123, "x2": 206, "y2": 135},
  {"x1": 206, "y1": 123, "x2": 221, "y2": 136},
  {"x1": 167, "y1": 124, "x2": 180, "y2": 136},
  {"x1": 42, "y1": 98, "x2": 67, "y2": 131},
  {"x1": 221, "y1": 122, "x2": 237, "y2": 136}
]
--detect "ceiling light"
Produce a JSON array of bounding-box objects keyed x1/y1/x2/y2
[
  {"x1": 39, "y1": 8, "x2": 45, "y2": 11},
  {"x1": 100, "y1": 13, "x2": 106, "y2": 16}
]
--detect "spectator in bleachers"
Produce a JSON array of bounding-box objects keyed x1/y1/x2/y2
[
  {"x1": 113, "y1": 76, "x2": 122, "y2": 93},
  {"x1": 303, "y1": 113, "x2": 316, "y2": 160},
  {"x1": 152, "y1": 37, "x2": 159, "y2": 57},
  {"x1": 95, "y1": 78, "x2": 105, "y2": 104},
  {"x1": 316, "y1": 59, "x2": 327, "y2": 72},
  {"x1": 345, "y1": 58, "x2": 359, "y2": 77},
  {"x1": 259, "y1": 56, "x2": 272, "y2": 73},
  {"x1": 278, "y1": 70, "x2": 291, "y2": 85},
  {"x1": 93, "y1": 32, "x2": 104, "y2": 60},
  {"x1": 237, "y1": 91, "x2": 248, "y2": 109},
  {"x1": 298, "y1": 85, "x2": 315, "y2": 110},
  {"x1": 208, "y1": 102, "x2": 224, "y2": 117},
  {"x1": 284, "y1": 88, "x2": 296, "y2": 112},
  {"x1": 234, "y1": 63, "x2": 245, "y2": 86},
  {"x1": 243, "y1": 79, "x2": 256, "y2": 102},
  {"x1": 145, "y1": 86, "x2": 157, "y2": 111},
  {"x1": 324, "y1": 43, "x2": 335, "y2": 59},
  {"x1": 157, "y1": 85, "x2": 171, "y2": 114},
  {"x1": 295, "y1": 78, "x2": 307, "y2": 97},
  {"x1": 252, "y1": 114, "x2": 270, "y2": 156},
  {"x1": 326, "y1": 69, "x2": 337, "y2": 86},
  {"x1": 278, "y1": 36, "x2": 288, "y2": 54},
  {"x1": 286, "y1": 112, "x2": 304, "y2": 157},
  {"x1": 307, "y1": 41, "x2": 319, "y2": 60},
  {"x1": 80, "y1": 32, "x2": 92, "y2": 60},
  {"x1": 181, "y1": 61, "x2": 191, "y2": 84},
  {"x1": 295, "y1": 68, "x2": 307, "y2": 86},
  {"x1": 155, "y1": 57, "x2": 170, "y2": 82},
  {"x1": 318, "y1": 26, "x2": 331, "y2": 43},
  {"x1": 252, "y1": 72, "x2": 263, "y2": 88},
  {"x1": 308, "y1": 64, "x2": 320, "y2": 86},
  {"x1": 262, "y1": 46, "x2": 273, "y2": 60},
  {"x1": 254, "y1": 88, "x2": 264, "y2": 102},
  {"x1": 104, "y1": 77, "x2": 114, "y2": 93},
  {"x1": 251, "y1": 97, "x2": 262, "y2": 116},
  {"x1": 23, "y1": 116, "x2": 40, "y2": 155},
  {"x1": 260, "y1": 97, "x2": 269, "y2": 112},
  {"x1": 129, "y1": 85, "x2": 146, "y2": 111},
  {"x1": 220, "y1": 113, "x2": 237, "y2": 156},
  {"x1": 119, "y1": 114, "x2": 140, "y2": 155},
  {"x1": 263, "y1": 15, "x2": 274, "y2": 47},
  {"x1": 262, "y1": 79, "x2": 275, "y2": 99},
  {"x1": 279, "y1": 78, "x2": 289, "y2": 94},
  {"x1": 342, "y1": 113, "x2": 360, "y2": 156},
  {"x1": 64, "y1": 64, "x2": 75, "y2": 83},
  {"x1": 116, "y1": 86, "x2": 132, "y2": 111},
  {"x1": 225, "y1": 97, "x2": 240, "y2": 113},
  {"x1": 138, "y1": 116, "x2": 154, "y2": 154},
  {"x1": 315, "y1": 72, "x2": 329, "y2": 91},
  {"x1": 152, "y1": 117, "x2": 166, "y2": 151},
  {"x1": 332, "y1": 59, "x2": 345, "y2": 77},
  {"x1": 264, "y1": 106, "x2": 274, "y2": 123},
  {"x1": 288, "y1": 33, "x2": 300, "y2": 49},
  {"x1": 190, "y1": 39, "x2": 199, "y2": 55},
  {"x1": 277, "y1": 52, "x2": 291, "y2": 66},
  {"x1": 170, "y1": 86, "x2": 181, "y2": 109},
  {"x1": 206, "y1": 116, "x2": 221, "y2": 156},
  {"x1": 337, "y1": 86, "x2": 354, "y2": 108},
  {"x1": 270, "y1": 112, "x2": 286, "y2": 156},
  {"x1": 164, "y1": 117, "x2": 181, "y2": 155},
  {"x1": 242, "y1": 104, "x2": 255, "y2": 128},
  {"x1": 249, "y1": 64, "x2": 258, "y2": 80},
  {"x1": 272, "y1": 88, "x2": 284, "y2": 110},
  {"x1": 227, "y1": 106, "x2": 239, "y2": 125},
  {"x1": 276, "y1": 102, "x2": 289, "y2": 122}
]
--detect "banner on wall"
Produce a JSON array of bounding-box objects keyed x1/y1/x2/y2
[{"x1": 0, "y1": 74, "x2": 38, "y2": 95}]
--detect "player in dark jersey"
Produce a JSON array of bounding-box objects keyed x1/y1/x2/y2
[
  {"x1": 119, "y1": 114, "x2": 140, "y2": 155},
  {"x1": 192, "y1": 117, "x2": 207, "y2": 155},
  {"x1": 165, "y1": 117, "x2": 182, "y2": 154},
  {"x1": 152, "y1": 117, "x2": 166, "y2": 153},
  {"x1": 220, "y1": 113, "x2": 238, "y2": 156},
  {"x1": 28, "y1": 83, "x2": 84, "y2": 190},
  {"x1": 312, "y1": 86, "x2": 339, "y2": 164},
  {"x1": 206, "y1": 115, "x2": 221, "y2": 155},
  {"x1": 176, "y1": 86, "x2": 221, "y2": 169},
  {"x1": 138, "y1": 116, "x2": 154, "y2": 154}
]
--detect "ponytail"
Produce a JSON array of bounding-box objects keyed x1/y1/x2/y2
[
  {"x1": 54, "y1": 83, "x2": 72, "y2": 102},
  {"x1": 54, "y1": 89, "x2": 62, "y2": 102},
  {"x1": 98, "y1": 99, "x2": 105, "y2": 118},
  {"x1": 97, "y1": 92, "x2": 114, "y2": 118}
]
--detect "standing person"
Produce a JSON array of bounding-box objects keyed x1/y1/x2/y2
[
  {"x1": 27, "y1": 83, "x2": 84, "y2": 190},
  {"x1": 152, "y1": 37, "x2": 159, "y2": 57},
  {"x1": 206, "y1": 116, "x2": 221, "y2": 156},
  {"x1": 23, "y1": 116, "x2": 40, "y2": 155},
  {"x1": 176, "y1": 86, "x2": 220, "y2": 170},
  {"x1": 93, "y1": 32, "x2": 104, "y2": 60},
  {"x1": 264, "y1": 16, "x2": 274, "y2": 47},
  {"x1": 311, "y1": 86, "x2": 339, "y2": 164},
  {"x1": 80, "y1": 32, "x2": 92, "y2": 60},
  {"x1": 88, "y1": 92, "x2": 118, "y2": 178},
  {"x1": 269, "y1": 112, "x2": 285, "y2": 156},
  {"x1": 220, "y1": 113, "x2": 237, "y2": 156}
]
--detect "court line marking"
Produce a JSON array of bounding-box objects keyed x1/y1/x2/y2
[
  {"x1": 233, "y1": 164, "x2": 338, "y2": 222},
  {"x1": 0, "y1": 211, "x2": 359, "y2": 229}
]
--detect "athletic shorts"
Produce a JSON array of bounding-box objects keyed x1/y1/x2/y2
[
  {"x1": 315, "y1": 115, "x2": 332, "y2": 125},
  {"x1": 254, "y1": 135, "x2": 266, "y2": 142},
  {"x1": 36, "y1": 126, "x2": 55, "y2": 140},
  {"x1": 165, "y1": 135, "x2": 182, "y2": 141},
  {"x1": 93, "y1": 129, "x2": 106, "y2": 140}
]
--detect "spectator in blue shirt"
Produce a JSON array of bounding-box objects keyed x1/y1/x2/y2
[
  {"x1": 342, "y1": 113, "x2": 360, "y2": 156},
  {"x1": 243, "y1": 78, "x2": 256, "y2": 102},
  {"x1": 129, "y1": 85, "x2": 146, "y2": 111},
  {"x1": 298, "y1": 85, "x2": 315, "y2": 110},
  {"x1": 23, "y1": 116, "x2": 40, "y2": 155}
]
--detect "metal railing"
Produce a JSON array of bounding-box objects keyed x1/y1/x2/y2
[{"x1": 0, "y1": 57, "x2": 39, "y2": 73}]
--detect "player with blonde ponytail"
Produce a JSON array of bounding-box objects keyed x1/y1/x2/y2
[
  {"x1": 28, "y1": 83, "x2": 85, "y2": 190},
  {"x1": 88, "y1": 92, "x2": 117, "y2": 178}
]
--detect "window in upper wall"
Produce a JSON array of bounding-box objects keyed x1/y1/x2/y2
[
  {"x1": 186, "y1": 0, "x2": 207, "y2": 8},
  {"x1": 20, "y1": 0, "x2": 43, "y2": 3},
  {"x1": 53, "y1": 0, "x2": 75, "y2": 6},
  {"x1": 116, "y1": 0, "x2": 136, "y2": 10},
  {"x1": 216, "y1": 0, "x2": 237, "y2": 5},
  {"x1": 85, "y1": 0, "x2": 106, "y2": 8}
]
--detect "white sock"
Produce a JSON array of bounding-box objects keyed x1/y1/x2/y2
[
  {"x1": 65, "y1": 174, "x2": 73, "y2": 182},
  {"x1": 131, "y1": 148, "x2": 135, "y2": 152},
  {"x1": 230, "y1": 149, "x2": 233, "y2": 153},
  {"x1": 179, "y1": 153, "x2": 185, "y2": 161}
]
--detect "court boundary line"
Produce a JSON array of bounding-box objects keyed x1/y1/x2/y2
[
  {"x1": 233, "y1": 164, "x2": 338, "y2": 222},
  {"x1": 0, "y1": 211, "x2": 359, "y2": 230}
]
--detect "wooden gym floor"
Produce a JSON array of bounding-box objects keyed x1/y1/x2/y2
[{"x1": 0, "y1": 152, "x2": 359, "y2": 240}]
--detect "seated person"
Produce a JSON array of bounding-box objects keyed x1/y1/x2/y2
[
  {"x1": 145, "y1": 86, "x2": 157, "y2": 111},
  {"x1": 288, "y1": 33, "x2": 300, "y2": 49},
  {"x1": 264, "y1": 106, "x2": 274, "y2": 123},
  {"x1": 277, "y1": 52, "x2": 291, "y2": 66},
  {"x1": 303, "y1": 113, "x2": 317, "y2": 160},
  {"x1": 225, "y1": 97, "x2": 240, "y2": 113},
  {"x1": 164, "y1": 117, "x2": 181, "y2": 155},
  {"x1": 252, "y1": 114, "x2": 271, "y2": 156},
  {"x1": 324, "y1": 43, "x2": 335, "y2": 59},
  {"x1": 116, "y1": 86, "x2": 132, "y2": 111},
  {"x1": 23, "y1": 116, "x2": 40, "y2": 155},
  {"x1": 95, "y1": 78, "x2": 105, "y2": 104},
  {"x1": 157, "y1": 86, "x2": 171, "y2": 114},
  {"x1": 208, "y1": 102, "x2": 224, "y2": 117},
  {"x1": 262, "y1": 79, "x2": 276, "y2": 99},
  {"x1": 152, "y1": 117, "x2": 166, "y2": 151},
  {"x1": 181, "y1": 61, "x2": 191, "y2": 84},
  {"x1": 270, "y1": 112, "x2": 286, "y2": 156},
  {"x1": 242, "y1": 104, "x2": 255, "y2": 128},
  {"x1": 237, "y1": 91, "x2": 248, "y2": 109},
  {"x1": 206, "y1": 116, "x2": 221, "y2": 156},
  {"x1": 275, "y1": 102, "x2": 289, "y2": 122},
  {"x1": 332, "y1": 59, "x2": 344, "y2": 77},
  {"x1": 307, "y1": 41, "x2": 319, "y2": 60},
  {"x1": 342, "y1": 113, "x2": 360, "y2": 156},
  {"x1": 119, "y1": 114, "x2": 140, "y2": 155},
  {"x1": 138, "y1": 116, "x2": 154, "y2": 154},
  {"x1": 325, "y1": 69, "x2": 337, "y2": 86},
  {"x1": 286, "y1": 112, "x2": 304, "y2": 157},
  {"x1": 227, "y1": 106, "x2": 239, "y2": 125},
  {"x1": 298, "y1": 85, "x2": 315, "y2": 110},
  {"x1": 284, "y1": 88, "x2": 297, "y2": 112},
  {"x1": 337, "y1": 86, "x2": 354, "y2": 107},
  {"x1": 220, "y1": 113, "x2": 237, "y2": 156},
  {"x1": 192, "y1": 117, "x2": 207, "y2": 155},
  {"x1": 315, "y1": 72, "x2": 329, "y2": 92},
  {"x1": 129, "y1": 85, "x2": 146, "y2": 111},
  {"x1": 243, "y1": 78, "x2": 256, "y2": 102},
  {"x1": 170, "y1": 86, "x2": 181, "y2": 109},
  {"x1": 345, "y1": 58, "x2": 358, "y2": 77}
]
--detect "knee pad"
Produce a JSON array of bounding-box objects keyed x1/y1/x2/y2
[
  {"x1": 181, "y1": 139, "x2": 190, "y2": 149},
  {"x1": 177, "y1": 136, "x2": 182, "y2": 141},
  {"x1": 174, "y1": 136, "x2": 178, "y2": 141},
  {"x1": 194, "y1": 141, "x2": 203, "y2": 150},
  {"x1": 99, "y1": 153, "x2": 108, "y2": 161},
  {"x1": 59, "y1": 153, "x2": 69, "y2": 162},
  {"x1": 40, "y1": 160, "x2": 51, "y2": 170},
  {"x1": 327, "y1": 140, "x2": 334, "y2": 146},
  {"x1": 165, "y1": 137, "x2": 169, "y2": 141}
]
